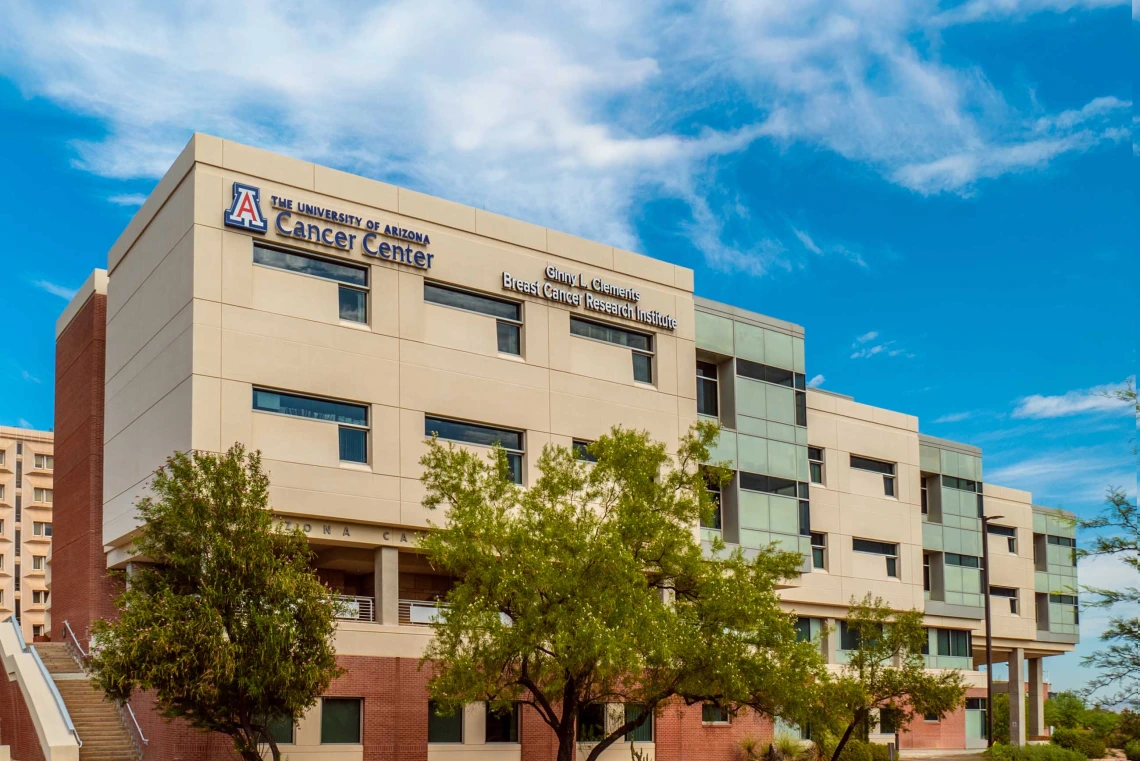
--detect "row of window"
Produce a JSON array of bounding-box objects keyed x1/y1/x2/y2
[
  {"x1": 255, "y1": 243, "x2": 658, "y2": 383},
  {"x1": 0, "y1": 448, "x2": 51, "y2": 468},
  {"x1": 696, "y1": 360, "x2": 807, "y2": 426}
]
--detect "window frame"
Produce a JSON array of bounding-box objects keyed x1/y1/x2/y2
[
  {"x1": 252, "y1": 387, "x2": 370, "y2": 464},
  {"x1": 33, "y1": 454, "x2": 53, "y2": 470},
  {"x1": 569, "y1": 316, "x2": 655, "y2": 384},
  {"x1": 427, "y1": 700, "x2": 464, "y2": 744},
  {"x1": 850, "y1": 455, "x2": 897, "y2": 496},
  {"x1": 425, "y1": 416, "x2": 525, "y2": 484},
  {"x1": 808, "y1": 447, "x2": 824, "y2": 484},
  {"x1": 423, "y1": 281, "x2": 524, "y2": 356},
  {"x1": 320, "y1": 697, "x2": 363, "y2": 745},
  {"x1": 253, "y1": 243, "x2": 370, "y2": 324},
  {"x1": 696, "y1": 361, "x2": 719, "y2": 417},
  {"x1": 623, "y1": 703, "x2": 654, "y2": 743},
  {"x1": 33, "y1": 488, "x2": 52, "y2": 504},
  {"x1": 853, "y1": 538, "x2": 899, "y2": 577},
  {"x1": 702, "y1": 703, "x2": 731, "y2": 725},
  {"x1": 32, "y1": 556, "x2": 44, "y2": 571},
  {"x1": 991, "y1": 586, "x2": 1019, "y2": 614},
  {"x1": 810, "y1": 532, "x2": 826, "y2": 570},
  {"x1": 484, "y1": 702, "x2": 521, "y2": 744}
]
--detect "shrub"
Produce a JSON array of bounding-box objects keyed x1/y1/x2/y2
[
  {"x1": 1053, "y1": 727, "x2": 1107, "y2": 759},
  {"x1": 985, "y1": 742, "x2": 1085, "y2": 761},
  {"x1": 867, "y1": 742, "x2": 892, "y2": 761},
  {"x1": 773, "y1": 733, "x2": 809, "y2": 761},
  {"x1": 1122, "y1": 739, "x2": 1140, "y2": 761},
  {"x1": 835, "y1": 739, "x2": 873, "y2": 761}
]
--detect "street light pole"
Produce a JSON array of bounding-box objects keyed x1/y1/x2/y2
[{"x1": 981, "y1": 512, "x2": 1004, "y2": 748}]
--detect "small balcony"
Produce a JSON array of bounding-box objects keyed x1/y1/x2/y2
[{"x1": 333, "y1": 595, "x2": 375, "y2": 623}]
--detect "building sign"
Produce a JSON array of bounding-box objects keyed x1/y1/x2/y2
[
  {"x1": 276, "y1": 518, "x2": 424, "y2": 547},
  {"x1": 502, "y1": 264, "x2": 677, "y2": 330},
  {"x1": 222, "y1": 181, "x2": 434, "y2": 270}
]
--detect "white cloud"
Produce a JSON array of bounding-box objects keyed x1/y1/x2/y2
[
  {"x1": 807, "y1": 374, "x2": 826, "y2": 388},
  {"x1": 850, "y1": 330, "x2": 912, "y2": 359},
  {"x1": 20, "y1": 370, "x2": 41, "y2": 384},
  {"x1": 0, "y1": 0, "x2": 1128, "y2": 270},
  {"x1": 934, "y1": 0, "x2": 1125, "y2": 26},
  {"x1": 31, "y1": 279, "x2": 78, "y2": 300},
  {"x1": 985, "y1": 447, "x2": 1135, "y2": 509},
  {"x1": 16, "y1": 418, "x2": 32, "y2": 429},
  {"x1": 1012, "y1": 378, "x2": 1135, "y2": 419},
  {"x1": 107, "y1": 193, "x2": 148, "y2": 206},
  {"x1": 933, "y1": 411, "x2": 972, "y2": 423}
]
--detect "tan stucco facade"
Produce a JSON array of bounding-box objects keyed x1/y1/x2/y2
[{"x1": 0, "y1": 427, "x2": 54, "y2": 642}]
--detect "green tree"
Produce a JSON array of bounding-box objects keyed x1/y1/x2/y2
[
  {"x1": 1078, "y1": 379, "x2": 1140, "y2": 705},
  {"x1": 89, "y1": 445, "x2": 343, "y2": 761},
  {"x1": 1046, "y1": 692, "x2": 1088, "y2": 730},
  {"x1": 825, "y1": 595, "x2": 967, "y2": 761},
  {"x1": 418, "y1": 422, "x2": 826, "y2": 761}
]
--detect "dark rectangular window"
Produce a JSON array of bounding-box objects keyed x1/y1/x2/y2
[
  {"x1": 338, "y1": 286, "x2": 367, "y2": 323},
  {"x1": 624, "y1": 704, "x2": 653, "y2": 742},
  {"x1": 945, "y1": 553, "x2": 981, "y2": 568},
  {"x1": 799, "y1": 500, "x2": 811, "y2": 536},
  {"x1": 702, "y1": 703, "x2": 729, "y2": 723},
  {"x1": 991, "y1": 586, "x2": 1019, "y2": 614},
  {"x1": 265, "y1": 716, "x2": 293, "y2": 745},
  {"x1": 321, "y1": 698, "x2": 362, "y2": 744},
  {"x1": 794, "y1": 617, "x2": 814, "y2": 641},
  {"x1": 966, "y1": 698, "x2": 987, "y2": 711},
  {"x1": 15, "y1": 442, "x2": 21, "y2": 455},
  {"x1": 1049, "y1": 594, "x2": 1078, "y2": 605},
  {"x1": 570, "y1": 317, "x2": 653, "y2": 383},
  {"x1": 738, "y1": 472, "x2": 801, "y2": 497},
  {"x1": 884, "y1": 475, "x2": 896, "y2": 497},
  {"x1": 577, "y1": 704, "x2": 606, "y2": 742},
  {"x1": 924, "y1": 713, "x2": 939, "y2": 722},
  {"x1": 14, "y1": 495, "x2": 20, "y2": 523},
  {"x1": 850, "y1": 455, "x2": 896, "y2": 475},
  {"x1": 810, "y1": 533, "x2": 826, "y2": 569},
  {"x1": 702, "y1": 477, "x2": 722, "y2": 530},
  {"x1": 14, "y1": 530, "x2": 20, "y2": 557},
  {"x1": 15, "y1": 461, "x2": 20, "y2": 488},
  {"x1": 428, "y1": 701, "x2": 464, "y2": 743},
  {"x1": 936, "y1": 629, "x2": 971, "y2": 658},
  {"x1": 988, "y1": 524, "x2": 1016, "y2": 537},
  {"x1": 808, "y1": 447, "x2": 824, "y2": 484},
  {"x1": 255, "y1": 243, "x2": 368, "y2": 286},
  {"x1": 425, "y1": 417, "x2": 524, "y2": 484},
  {"x1": 879, "y1": 708, "x2": 900, "y2": 734},
  {"x1": 943, "y1": 475, "x2": 979, "y2": 493},
  {"x1": 485, "y1": 703, "x2": 520, "y2": 743},
  {"x1": 425, "y1": 282, "x2": 523, "y2": 356},
  {"x1": 696, "y1": 361, "x2": 719, "y2": 417},
  {"x1": 921, "y1": 478, "x2": 929, "y2": 514},
  {"x1": 339, "y1": 427, "x2": 368, "y2": 464},
  {"x1": 573, "y1": 440, "x2": 597, "y2": 463},
  {"x1": 795, "y1": 390, "x2": 807, "y2": 427},
  {"x1": 852, "y1": 538, "x2": 898, "y2": 556},
  {"x1": 923, "y1": 554, "x2": 931, "y2": 591},
  {"x1": 1047, "y1": 535, "x2": 1076, "y2": 547},
  {"x1": 736, "y1": 359, "x2": 794, "y2": 387},
  {"x1": 839, "y1": 621, "x2": 862, "y2": 650}
]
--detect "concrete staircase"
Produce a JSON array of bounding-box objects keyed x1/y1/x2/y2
[{"x1": 33, "y1": 643, "x2": 139, "y2": 761}]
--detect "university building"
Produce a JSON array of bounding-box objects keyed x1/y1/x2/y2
[
  {"x1": 1, "y1": 134, "x2": 1079, "y2": 761},
  {"x1": 0, "y1": 426, "x2": 54, "y2": 644}
]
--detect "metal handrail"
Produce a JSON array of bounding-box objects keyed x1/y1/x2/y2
[
  {"x1": 62, "y1": 620, "x2": 88, "y2": 661},
  {"x1": 15, "y1": 619, "x2": 82, "y2": 749},
  {"x1": 119, "y1": 701, "x2": 149, "y2": 758}
]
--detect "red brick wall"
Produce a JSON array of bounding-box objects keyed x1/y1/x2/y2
[
  {"x1": 898, "y1": 687, "x2": 986, "y2": 750},
  {"x1": 52, "y1": 292, "x2": 118, "y2": 649},
  {"x1": 0, "y1": 669, "x2": 48, "y2": 761},
  {"x1": 656, "y1": 702, "x2": 774, "y2": 761}
]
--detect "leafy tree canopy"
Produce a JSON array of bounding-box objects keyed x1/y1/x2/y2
[
  {"x1": 418, "y1": 422, "x2": 826, "y2": 761},
  {"x1": 820, "y1": 595, "x2": 967, "y2": 761},
  {"x1": 89, "y1": 445, "x2": 342, "y2": 761}
]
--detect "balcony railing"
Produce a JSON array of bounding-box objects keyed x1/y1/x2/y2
[
  {"x1": 333, "y1": 595, "x2": 375, "y2": 623},
  {"x1": 400, "y1": 599, "x2": 448, "y2": 626}
]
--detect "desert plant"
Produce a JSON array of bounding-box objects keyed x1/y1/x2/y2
[
  {"x1": 1052, "y1": 728, "x2": 1107, "y2": 759},
  {"x1": 985, "y1": 742, "x2": 1085, "y2": 761},
  {"x1": 1122, "y1": 739, "x2": 1140, "y2": 761}
]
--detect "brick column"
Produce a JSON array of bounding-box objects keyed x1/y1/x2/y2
[
  {"x1": 1028, "y1": 657, "x2": 1045, "y2": 738},
  {"x1": 1008, "y1": 648, "x2": 1026, "y2": 746}
]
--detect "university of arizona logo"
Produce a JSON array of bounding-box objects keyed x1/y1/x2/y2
[{"x1": 223, "y1": 182, "x2": 267, "y2": 233}]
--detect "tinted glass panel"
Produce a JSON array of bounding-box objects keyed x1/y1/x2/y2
[
  {"x1": 795, "y1": 391, "x2": 807, "y2": 427},
  {"x1": 573, "y1": 440, "x2": 597, "y2": 462},
  {"x1": 624, "y1": 704, "x2": 653, "y2": 743},
  {"x1": 425, "y1": 282, "x2": 520, "y2": 321},
  {"x1": 736, "y1": 358, "x2": 795, "y2": 387},
  {"x1": 428, "y1": 701, "x2": 464, "y2": 743},
  {"x1": 794, "y1": 617, "x2": 813, "y2": 641},
  {"x1": 945, "y1": 553, "x2": 981, "y2": 568},
  {"x1": 339, "y1": 427, "x2": 368, "y2": 463},
  {"x1": 321, "y1": 698, "x2": 361, "y2": 744},
  {"x1": 808, "y1": 447, "x2": 823, "y2": 461},
  {"x1": 485, "y1": 704, "x2": 519, "y2": 743},
  {"x1": 632, "y1": 352, "x2": 653, "y2": 383},
  {"x1": 1047, "y1": 535, "x2": 1076, "y2": 547},
  {"x1": 570, "y1": 317, "x2": 652, "y2": 352},
  {"x1": 697, "y1": 377, "x2": 718, "y2": 416},
  {"x1": 267, "y1": 716, "x2": 293, "y2": 745},
  {"x1": 696, "y1": 361, "x2": 718, "y2": 379},
  {"x1": 884, "y1": 475, "x2": 896, "y2": 497},
  {"x1": 799, "y1": 501, "x2": 811, "y2": 536},
  {"x1": 255, "y1": 244, "x2": 367, "y2": 286},
  {"x1": 987, "y1": 524, "x2": 1016, "y2": 538},
  {"x1": 853, "y1": 538, "x2": 898, "y2": 556},
  {"x1": 497, "y1": 322, "x2": 521, "y2": 355},
  {"x1": 425, "y1": 417, "x2": 523, "y2": 451},
  {"x1": 254, "y1": 389, "x2": 368, "y2": 426},
  {"x1": 339, "y1": 286, "x2": 367, "y2": 323},
  {"x1": 850, "y1": 455, "x2": 896, "y2": 475},
  {"x1": 703, "y1": 704, "x2": 729, "y2": 723},
  {"x1": 738, "y1": 473, "x2": 800, "y2": 497},
  {"x1": 990, "y1": 586, "x2": 1017, "y2": 598}
]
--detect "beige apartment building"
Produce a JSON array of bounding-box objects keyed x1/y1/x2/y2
[
  {"x1": 0, "y1": 426, "x2": 54, "y2": 642},
  {"x1": 19, "y1": 134, "x2": 1077, "y2": 761}
]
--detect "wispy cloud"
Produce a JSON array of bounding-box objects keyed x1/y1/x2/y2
[
  {"x1": 31, "y1": 278, "x2": 78, "y2": 300},
  {"x1": 20, "y1": 370, "x2": 41, "y2": 385},
  {"x1": 16, "y1": 418, "x2": 32, "y2": 429},
  {"x1": 850, "y1": 330, "x2": 913, "y2": 360},
  {"x1": 107, "y1": 193, "x2": 148, "y2": 206},
  {"x1": 985, "y1": 447, "x2": 1134, "y2": 511},
  {"x1": 933, "y1": 411, "x2": 972, "y2": 423},
  {"x1": 934, "y1": 0, "x2": 1125, "y2": 26},
  {"x1": 1012, "y1": 378, "x2": 1135, "y2": 419},
  {"x1": 0, "y1": 0, "x2": 1127, "y2": 274},
  {"x1": 807, "y1": 374, "x2": 826, "y2": 388}
]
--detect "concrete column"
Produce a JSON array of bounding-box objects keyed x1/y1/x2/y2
[
  {"x1": 375, "y1": 546, "x2": 399, "y2": 625},
  {"x1": 1028, "y1": 657, "x2": 1045, "y2": 739},
  {"x1": 1008, "y1": 648, "x2": 1026, "y2": 746}
]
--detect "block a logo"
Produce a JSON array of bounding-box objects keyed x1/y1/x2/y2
[{"x1": 223, "y1": 182, "x2": 268, "y2": 233}]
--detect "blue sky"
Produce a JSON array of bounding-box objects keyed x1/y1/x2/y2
[{"x1": 0, "y1": 0, "x2": 1133, "y2": 692}]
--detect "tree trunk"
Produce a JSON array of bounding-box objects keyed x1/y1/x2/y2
[
  {"x1": 557, "y1": 724, "x2": 577, "y2": 761},
  {"x1": 830, "y1": 711, "x2": 864, "y2": 761}
]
